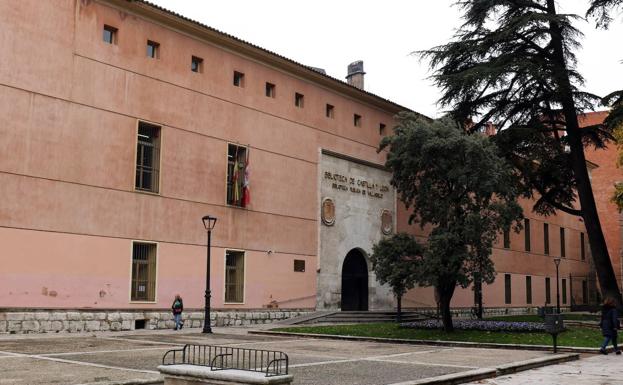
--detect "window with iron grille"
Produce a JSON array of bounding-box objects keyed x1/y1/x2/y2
[
  {"x1": 131, "y1": 242, "x2": 157, "y2": 302},
  {"x1": 226, "y1": 144, "x2": 247, "y2": 207},
  {"x1": 562, "y1": 278, "x2": 567, "y2": 304},
  {"x1": 135, "y1": 122, "x2": 160, "y2": 193},
  {"x1": 503, "y1": 229, "x2": 510, "y2": 249},
  {"x1": 294, "y1": 259, "x2": 305, "y2": 272},
  {"x1": 225, "y1": 250, "x2": 244, "y2": 303},
  {"x1": 504, "y1": 274, "x2": 512, "y2": 304},
  {"x1": 524, "y1": 218, "x2": 531, "y2": 252},
  {"x1": 545, "y1": 277, "x2": 551, "y2": 304},
  {"x1": 544, "y1": 223, "x2": 549, "y2": 255},
  {"x1": 560, "y1": 227, "x2": 566, "y2": 258},
  {"x1": 525, "y1": 276, "x2": 532, "y2": 304}
]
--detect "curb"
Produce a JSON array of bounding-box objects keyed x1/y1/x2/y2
[{"x1": 249, "y1": 330, "x2": 603, "y2": 354}]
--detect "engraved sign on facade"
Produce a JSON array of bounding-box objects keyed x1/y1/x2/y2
[
  {"x1": 321, "y1": 198, "x2": 336, "y2": 226},
  {"x1": 323, "y1": 171, "x2": 389, "y2": 199},
  {"x1": 381, "y1": 209, "x2": 393, "y2": 235}
]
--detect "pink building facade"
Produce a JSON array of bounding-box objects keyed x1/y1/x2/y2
[{"x1": 0, "y1": 0, "x2": 595, "y2": 333}]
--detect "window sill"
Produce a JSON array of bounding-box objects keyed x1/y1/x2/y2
[{"x1": 134, "y1": 189, "x2": 161, "y2": 196}]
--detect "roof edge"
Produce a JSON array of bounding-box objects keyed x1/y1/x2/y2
[{"x1": 99, "y1": 0, "x2": 412, "y2": 115}]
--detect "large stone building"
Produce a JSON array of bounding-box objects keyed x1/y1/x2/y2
[{"x1": 0, "y1": 0, "x2": 601, "y2": 333}]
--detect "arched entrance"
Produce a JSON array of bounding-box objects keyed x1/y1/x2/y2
[{"x1": 341, "y1": 249, "x2": 369, "y2": 311}]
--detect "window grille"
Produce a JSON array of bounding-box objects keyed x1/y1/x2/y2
[
  {"x1": 131, "y1": 242, "x2": 157, "y2": 301},
  {"x1": 225, "y1": 251, "x2": 244, "y2": 303},
  {"x1": 135, "y1": 122, "x2": 160, "y2": 193}
]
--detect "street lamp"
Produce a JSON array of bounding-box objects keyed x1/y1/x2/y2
[
  {"x1": 202, "y1": 215, "x2": 217, "y2": 333},
  {"x1": 554, "y1": 258, "x2": 561, "y2": 314}
]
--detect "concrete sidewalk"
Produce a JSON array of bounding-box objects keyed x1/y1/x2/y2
[{"x1": 469, "y1": 354, "x2": 623, "y2": 384}]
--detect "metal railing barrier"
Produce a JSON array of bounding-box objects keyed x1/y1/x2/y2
[{"x1": 162, "y1": 344, "x2": 288, "y2": 377}]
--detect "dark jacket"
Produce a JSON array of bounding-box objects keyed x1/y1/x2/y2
[
  {"x1": 172, "y1": 299, "x2": 184, "y2": 315},
  {"x1": 600, "y1": 305, "x2": 619, "y2": 337}
]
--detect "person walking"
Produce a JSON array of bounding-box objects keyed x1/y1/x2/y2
[
  {"x1": 599, "y1": 297, "x2": 621, "y2": 355},
  {"x1": 171, "y1": 294, "x2": 184, "y2": 331}
]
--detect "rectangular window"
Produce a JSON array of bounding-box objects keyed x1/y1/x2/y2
[
  {"x1": 294, "y1": 259, "x2": 305, "y2": 272},
  {"x1": 226, "y1": 144, "x2": 248, "y2": 207},
  {"x1": 545, "y1": 277, "x2": 551, "y2": 304},
  {"x1": 379, "y1": 123, "x2": 386, "y2": 135},
  {"x1": 580, "y1": 233, "x2": 586, "y2": 260},
  {"x1": 103, "y1": 25, "x2": 117, "y2": 44},
  {"x1": 131, "y1": 242, "x2": 157, "y2": 302},
  {"x1": 526, "y1": 276, "x2": 532, "y2": 304},
  {"x1": 544, "y1": 223, "x2": 549, "y2": 255},
  {"x1": 354, "y1": 114, "x2": 362, "y2": 127},
  {"x1": 582, "y1": 280, "x2": 588, "y2": 304},
  {"x1": 524, "y1": 218, "x2": 531, "y2": 252},
  {"x1": 560, "y1": 227, "x2": 566, "y2": 258},
  {"x1": 135, "y1": 122, "x2": 161, "y2": 193},
  {"x1": 295, "y1": 93, "x2": 304, "y2": 108},
  {"x1": 146, "y1": 40, "x2": 159, "y2": 59},
  {"x1": 191, "y1": 56, "x2": 203, "y2": 73},
  {"x1": 326, "y1": 104, "x2": 334, "y2": 118},
  {"x1": 503, "y1": 229, "x2": 510, "y2": 249},
  {"x1": 225, "y1": 250, "x2": 244, "y2": 303},
  {"x1": 504, "y1": 274, "x2": 512, "y2": 304},
  {"x1": 562, "y1": 278, "x2": 567, "y2": 304},
  {"x1": 233, "y1": 71, "x2": 245, "y2": 87},
  {"x1": 265, "y1": 82, "x2": 275, "y2": 98}
]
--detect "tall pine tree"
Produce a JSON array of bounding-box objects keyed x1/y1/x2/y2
[{"x1": 421, "y1": 0, "x2": 622, "y2": 303}]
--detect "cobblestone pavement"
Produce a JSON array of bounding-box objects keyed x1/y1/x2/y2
[
  {"x1": 0, "y1": 327, "x2": 567, "y2": 385},
  {"x1": 469, "y1": 354, "x2": 623, "y2": 385}
]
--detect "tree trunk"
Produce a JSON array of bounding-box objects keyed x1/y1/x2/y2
[
  {"x1": 396, "y1": 295, "x2": 402, "y2": 323},
  {"x1": 546, "y1": 0, "x2": 622, "y2": 305},
  {"x1": 475, "y1": 278, "x2": 483, "y2": 320},
  {"x1": 438, "y1": 281, "x2": 457, "y2": 332}
]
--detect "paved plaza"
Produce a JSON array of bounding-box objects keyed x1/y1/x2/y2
[
  {"x1": 469, "y1": 354, "x2": 623, "y2": 385},
  {"x1": 0, "y1": 327, "x2": 570, "y2": 385}
]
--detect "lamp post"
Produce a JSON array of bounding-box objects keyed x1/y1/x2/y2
[
  {"x1": 202, "y1": 215, "x2": 217, "y2": 333},
  {"x1": 554, "y1": 258, "x2": 561, "y2": 314}
]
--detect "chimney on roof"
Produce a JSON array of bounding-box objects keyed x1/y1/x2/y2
[{"x1": 346, "y1": 60, "x2": 365, "y2": 90}]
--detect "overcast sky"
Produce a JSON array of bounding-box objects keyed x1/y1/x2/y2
[{"x1": 149, "y1": 0, "x2": 622, "y2": 118}]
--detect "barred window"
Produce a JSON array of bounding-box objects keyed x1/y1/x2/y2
[
  {"x1": 135, "y1": 122, "x2": 160, "y2": 193},
  {"x1": 131, "y1": 242, "x2": 157, "y2": 302},
  {"x1": 503, "y1": 229, "x2": 510, "y2": 249},
  {"x1": 560, "y1": 227, "x2": 566, "y2": 258},
  {"x1": 545, "y1": 277, "x2": 551, "y2": 304},
  {"x1": 225, "y1": 250, "x2": 244, "y2": 303},
  {"x1": 524, "y1": 218, "x2": 531, "y2": 252},
  {"x1": 544, "y1": 223, "x2": 549, "y2": 255},
  {"x1": 226, "y1": 144, "x2": 248, "y2": 207},
  {"x1": 504, "y1": 274, "x2": 512, "y2": 304},
  {"x1": 294, "y1": 259, "x2": 305, "y2": 272}
]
